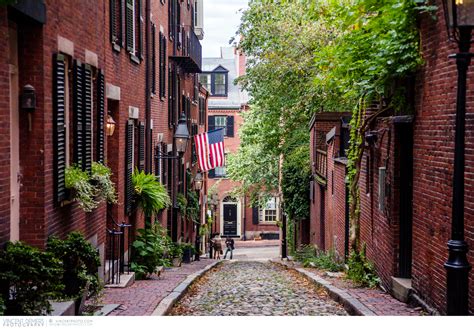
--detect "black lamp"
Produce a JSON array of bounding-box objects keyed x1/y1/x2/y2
[
  {"x1": 175, "y1": 112, "x2": 190, "y2": 154},
  {"x1": 441, "y1": 0, "x2": 473, "y2": 315},
  {"x1": 194, "y1": 172, "x2": 203, "y2": 191}
]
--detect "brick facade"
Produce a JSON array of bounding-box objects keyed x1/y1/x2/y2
[{"x1": 0, "y1": 0, "x2": 208, "y2": 279}]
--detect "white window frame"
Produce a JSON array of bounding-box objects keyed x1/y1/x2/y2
[
  {"x1": 259, "y1": 197, "x2": 279, "y2": 223},
  {"x1": 214, "y1": 115, "x2": 227, "y2": 135}
]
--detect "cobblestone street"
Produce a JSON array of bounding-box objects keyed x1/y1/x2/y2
[{"x1": 169, "y1": 261, "x2": 348, "y2": 316}]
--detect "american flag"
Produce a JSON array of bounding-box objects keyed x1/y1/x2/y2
[{"x1": 194, "y1": 128, "x2": 225, "y2": 172}]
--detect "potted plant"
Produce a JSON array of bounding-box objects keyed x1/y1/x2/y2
[
  {"x1": 132, "y1": 169, "x2": 171, "y2": 217},
  {"x1": 170, "y1": 243, "x2": 183, "y2": 267},
  {"x1": 65, "y1": 166, "x2": 98, "y2": 212},
  {"x1": 181, "y1": 243, "x2": 195, "y2": 264},
  {"x1": 91, "y1": 162, "x2": 118, "y2": 204}
]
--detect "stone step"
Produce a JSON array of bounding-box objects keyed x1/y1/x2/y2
[
  {"x1": 391, "y1": 277, "x2": 412, "y2": 303},
  {"x1": 105, "y1": 272, "x2": 135, "y2": 288}
]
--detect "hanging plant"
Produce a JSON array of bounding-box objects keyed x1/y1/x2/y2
[
  {"x1": 132, "y1": 169, "x2": 171, "y2": 217},
  {"x1": 91, "y1": 162, "x2": 118, "y2": 204},
  {"x1": 176, "y1": 193, "x2": 188, "y2": 216},
  {"x1": 65, "y1": 166, "x2": 98, "y2": 212}
]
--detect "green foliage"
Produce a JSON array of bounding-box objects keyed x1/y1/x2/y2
[
  {"x1": 294, "y1": 245, "x2": 344, "y2": 273},
  {"x1": 186, "y1": 190, "x2": 200, "y2": 223},
  {"x1": 346, "y1": 245, "x2": 380, "y2": 288},
  {"x1": 169, "y1": 242, "x2": 184, "y2": 260},
  {"x1": 91, "y1": 162, "x2": 118, "y2": 204},
  {"x1": 0, "y1": 295, "x2": 4, "y2": 315},
  {"x1": 46, "y1": 232, "x2": 102, "y2": 299},
  {"x1": 65, "y1": 165, "x2": 98, "y2": 212},
  {"x1": 0, "y1": 242, "x2": 63, "y2": 315},
  {"x1": 132, "y1": 169, "x2": 171, "y2": 217},
  {"x1": 177, "y1": 192, "x2": 187, "y2": 214},
  {"x1": 131, "y1": 223, "x2": 172, "y2": 279}
]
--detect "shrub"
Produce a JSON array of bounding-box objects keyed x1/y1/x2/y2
[
  {"x1": 132, "y1": 170, "x2": 171, "y2": 217},
  {"x1": 131, "y1": 223, "x2": 172, "y2": 279},
  {"x1": 0, "y1": 296, "x2": 4, "y2": 315},
  {"x1": 295, "y1": 245, "x2": 344, "y2": 272},
  {"x1": 0, "y1": 242, "x2": 63, "y2": 315},
  {"x1": 91, "y1": 162, "x2": 118, "y2": 204},
  {"x1": 65, "y1": 165, "x2": 98, "y2": 212},
  {"x1": 47, "y1": 232, "x2": 102, "y2": 299},
  {"x1": 346, "y1": 245, "x2": 380, "y2": 288},
  {"x1": 169, "y1": 242, "x2": 184, "y2": 260}
]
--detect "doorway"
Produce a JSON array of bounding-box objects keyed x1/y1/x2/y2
[
  {"x1": 9, "y1": 26, "x2": 20, "y2": 241},
  {"x1": 398, "y1": 123, "x2": 413, "y2": 278},
  {"x1": 223, "y1": 204, "x2": 237, "y2": 236}
]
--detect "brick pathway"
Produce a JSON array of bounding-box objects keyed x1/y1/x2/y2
[
  {"x1": 284, "y1": 260, "x2": 425, "y2": 316},
  {"x1": 234, "y1": 239, "x2": 280, "y2": 248},
  {"x1": 102, "y1": 258, "x2": 216, "y2": 316}
]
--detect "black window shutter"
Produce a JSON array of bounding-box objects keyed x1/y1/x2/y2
[
  {"x1": 208, "y1": 115, "x2": 215, "y2": 131},
  {"x1": 54, "y1": 54, "x2": 67, "y2": 205},
  {"x1": 83, "y1": 64, "x2": 93, "y2": 173},
  {"x1": 252, "y1": 207, "x2": 259, "y2": 225},
  {"x1": 168, "y1": 65, "x2": 173, "y2": 128},
  {"x1": 151, "y1": 24, "x2": 156, "y2": 94},
  {"x1": 110, "y1": 0, "x2": 122, "y2": 46},
  {"x1": 73, "y1": 60, "x2": 84, "y2": 167},
  {"x1": 159, "y1": 32, "x2": 166, "y2": 99},
  {"x1": 96, "y1": 70, "x2": 105, "y2": 164},
  {"x1": 138, "y1": 121, "x2": 145, "y2": 171},
  {"x1": 126, "y1": 0, "x2": 134, "y2": 53},
  {"x1": 226, "y1": 115, "x2": 234, "y2": 137},
  {"x1": 162, "y1": 143, "x2": 167, "y2": 187},
  {"x1": 208, "y1": 169, "x2": 215, "y2": 179},
  {"x1": 125, "y1": 121, "x2": 134, "y2": 215},
  {"x1": 136, "y1": 0, "x2": 143, "y2": 59}
]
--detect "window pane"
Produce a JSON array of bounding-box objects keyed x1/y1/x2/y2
[
  {"x1": 215, "y1": 166, "x2": 226, "y2": 177},
  {"x1": 214, "y1": 73, "x2": 226, "y2": 95},
  {"x1": 214, "y1": 116, "x2": 227, "y2": 135},
  {"x1": 199, "y1": 74, "x2": 211, "y2": 92}
]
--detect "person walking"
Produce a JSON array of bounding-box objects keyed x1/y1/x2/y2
[
  {"x1": 223, "y1": 237, "x2": 235, "y2": 260},
  {"x1": 212, "y1": 234, "x2": 223, "y2": 260}
]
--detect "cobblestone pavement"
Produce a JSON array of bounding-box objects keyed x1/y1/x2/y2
[
  {"x1": 101, "y1": 259, "x2": 216, "y2": 316},
  {"x1": 169, "y1": 261, "x2": 348, "y2": 316}
]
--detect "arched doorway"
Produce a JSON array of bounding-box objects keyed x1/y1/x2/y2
[{"x1": 220, "y1": 196, "x2": 240, "y2": 237}]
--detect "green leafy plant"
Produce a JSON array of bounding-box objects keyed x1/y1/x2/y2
[
  {"x1": 346, "y1": 245, "x2": 380, "y2": 288},
  {"x1": 131, "y1": 223, "x2": 172, "y2": 279},
  {"x1": 91, "y1": 162, "x2": 118, "y2": 204},
  {"x1": 0, "y1": 295, "x2": 5, "y2": 316},
  {"x1": 65, "y1": 165, "x2": 98, "y2": 212},
  {"x1": 177, "y1": 192, "x2": 188, "y2": 215},
  {"x1": 132, "y1": 169, "x2": 171, "y2": 217},
  {"x1": 295, "y1": 245, "x2": 344, "y2": 272},
  {"x1": 169, "y1": 242, "x2": 184, "y2": 260},
  {"x1": 46, "y1": 232, "x2": 102, "y2": 299},
  {"x1": 0, "y1": 242, "x2": 63, "y2": 315}
]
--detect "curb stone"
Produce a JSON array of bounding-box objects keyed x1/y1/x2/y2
[
  {"x1": 151, "y1": 260, "x2": 223, "y2": 316},
  {"x1": 270, "y1": 259, "x2": 376, "y2": 316}
]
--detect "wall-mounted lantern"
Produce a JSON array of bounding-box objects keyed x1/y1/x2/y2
[
  {"x1": 175, "y1": 112, "x2": 190, "y2": 154},
  {"x1": 21, "y1": 84, "x2": 36, "y2": 131},
  {"x1": 106, "y1": 113, "x2": 116, "y2": 137},
  {"x1": 194, "y1": 172, "x2": 203, "y2": 191}
]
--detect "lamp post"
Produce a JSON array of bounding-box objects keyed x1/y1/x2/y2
[
  {"x1": 441, "y1": 0, "x2": 473, "y2": 315},
  {"x1": 194, "y1": 172, "x2": 203, "y2": 191}
]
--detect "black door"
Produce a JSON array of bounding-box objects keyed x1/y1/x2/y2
[
  {"x1": 223, "y1": 204, "x2": 237, "y2": 236},
  {"x1": 398, "y1": 123, "x2": 413, "y2": 278}
]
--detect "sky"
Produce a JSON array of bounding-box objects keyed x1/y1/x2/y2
[{"x1": 201, "y1": 0, "x2": 249, "y2": 58}]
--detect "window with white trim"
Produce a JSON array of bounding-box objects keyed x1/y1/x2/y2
[{"x1": 260, "y1": 197, "x2": 278, "y2": 223}]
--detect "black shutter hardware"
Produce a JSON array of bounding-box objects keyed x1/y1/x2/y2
[
  {"x1": 54, "y1": 54, "x2": 67, "y2": 205},
  {"x1": 96, "y1": 70, "x2": 105, "y2": 164},
  {"x1": 125, "y1": 121, "x2": 134, "y2": 215},
  {"x1": 226, "y1": 115, "x2": 234, "y2": 137},
  {"x1": 73, "y1": 60, "x2": 84, "y2": 168}
]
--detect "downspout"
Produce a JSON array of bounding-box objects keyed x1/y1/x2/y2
[{"x1": 145, "y1": 0, "x2": 152, "y2": 173}]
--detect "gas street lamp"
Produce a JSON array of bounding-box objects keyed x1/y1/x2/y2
[
  {"x1": 194, "y1": 172, "x2": 203, "y2": 191},
  {"x1": 174, "y1": 112, "x2": 190, "y2": 154},
  {"x1": 441, "y1": 0, "x2": 473, "y2": 315}
]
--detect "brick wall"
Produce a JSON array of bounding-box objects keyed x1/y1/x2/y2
[{"x1": 412, "y1": 1, "x2": 474, "y2": 313}]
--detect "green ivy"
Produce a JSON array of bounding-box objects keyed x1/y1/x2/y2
[
  {"x1": 91, "y1": 162, "x2": 118, "y2": 204},
  {"x1": 65, "y1": 165, "x2": 98, "y2": 212},
  {"x1": 346, "y1": 245, "x2": 380, "y2": 288}
]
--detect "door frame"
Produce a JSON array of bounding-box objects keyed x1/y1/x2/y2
[{"x1": 220, "y1": 197, "x2": 241, "y2": 237}]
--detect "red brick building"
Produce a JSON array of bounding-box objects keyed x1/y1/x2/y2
[
  {"x1": 202, "y1": 47, "x2": 279, "y2": 240},
  {"x1": 0, "y1": 0, "x2": 208, "y2": 281},
  {"x1": 308, "y1": 2, "x2": 473, "y2": 314}
]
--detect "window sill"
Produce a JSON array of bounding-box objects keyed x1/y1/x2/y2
[{"x1": 130, "y1": 53, "x2": 141, "y2": 64}]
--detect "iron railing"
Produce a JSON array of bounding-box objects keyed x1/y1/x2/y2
[
  {"x1": 171, "y1": 25, "x2": 202, "y2": 73},
  {"x1": 106, "y1": 215, "x2": 132, "y2": 284}
]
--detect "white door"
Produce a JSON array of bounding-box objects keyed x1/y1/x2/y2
[{"x1": 9, "y1": 27, "x2": 20, "y2": 241}]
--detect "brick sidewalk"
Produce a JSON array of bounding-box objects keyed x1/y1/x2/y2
[
  {"x1": 101, "y1": 258, "x2": 216, "y2": 316},
  {"x1": 234, "y1": 239, "x2": 280, "y2": 248},
  {"x1": 278, "y1": 260, "x2": 425, "y2": 316}
]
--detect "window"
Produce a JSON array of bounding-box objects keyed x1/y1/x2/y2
[
  {"x1": 260, "y1": 197, "x2": 278, "y2": 222},
  {"x1": 126, "y1": 0, "x2": 142, "y2": 61},
  {"x1": 214, "y1": 116, "x2": 227, "y2": 134},
  {"x1": 213, "y1": 73, "x2": 226, "y2": 96},
  {"x1": 215, "y1": 166, "x2": 226, "y2": 177},
  {"x1": 199, "y1": 73, "x2": 211, "y2": 92}
]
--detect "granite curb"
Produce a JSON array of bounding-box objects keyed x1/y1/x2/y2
[
  {"x1": 151, "y1": 260, "x2": 223, "y2": 316},
  {"x1": 270, "y1": 259, "x2": 376, "y2": 316}
]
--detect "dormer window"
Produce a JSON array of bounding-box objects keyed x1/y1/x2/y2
[{"x1": 199, "y1": 65, "x2": 229, "y2": 97}]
